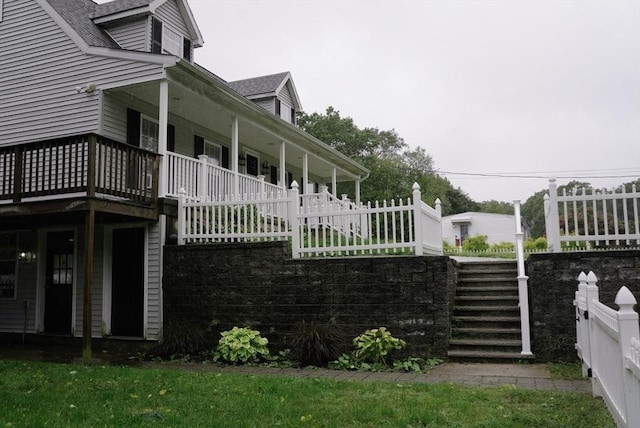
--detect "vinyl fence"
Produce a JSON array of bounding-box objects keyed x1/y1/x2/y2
[
  {"x1": 545, "y1": 179, "x2": 640, "y2": 252},
  {"x1": 574, "y1": 271, "x2": 640, "y2": 428},
  {"x1": 177, "y1": 181, "x2": 443, "y2": 258}
]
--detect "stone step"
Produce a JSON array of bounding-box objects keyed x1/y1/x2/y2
[
  {"x1": 452, "y1": 327, "x2": 522, "y2": 339},
  {"x1": 447, "y1": 349, "x2": 534, "y2": 363},
  {"x1": 458, "y1": 277, "x2": 517, "y2": 284},
  {"x1": 455, "y1": 295, "x2": 519, "y2": 304},
  {"x1": 453, "y1": 316, "x2": 521, "y2": 329},
  {"x1": 454, "y1": 306, "x2": 520, "y2": 317}
]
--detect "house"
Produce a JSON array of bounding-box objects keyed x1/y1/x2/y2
[
  {"x1": 441, "y1": 212, "x2": 526, "y2": 247},
  {"x1": 0, "y1": 0, "x2": 368, "y2": 353}
]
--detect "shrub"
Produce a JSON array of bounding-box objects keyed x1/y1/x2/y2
[
  {"x1": 490, "y1": 241, "x2": 515, "y2": 251},
  {"x1": 353, "y1": 327, "x2": 406, "y2": 365},
  {"x1": 214, "y1": 327, "x2": 270, "y2": 364},
  {"x1": 152, "y1": 318, "x2": 212, "y2": 358},
  {"x1": 524, "y1": 236, "x2": 547, "y2": 251},
  {"x1": 462, "y1": 234, "x2": 489, "y2": 251},
  {"x1": 291, "y1": 321, "x2": 342, "y2": 367}
]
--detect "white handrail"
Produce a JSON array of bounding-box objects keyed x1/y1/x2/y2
[{"x1": 513, "y1": 200, "x2": 532, "y2": 356}]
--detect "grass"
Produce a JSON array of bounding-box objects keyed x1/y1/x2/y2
[
  {"x1": 548, "y1": 362, "x2": 585, "y2": 381},
  {"x1": 0, "y1": 359, "x2": 613, "y2": 427}
]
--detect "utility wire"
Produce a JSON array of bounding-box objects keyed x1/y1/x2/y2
[{"x1": 437, "y1": 170, "x2": 640, "y2": 180}]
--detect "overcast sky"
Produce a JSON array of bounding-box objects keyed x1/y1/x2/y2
[{"x1": 186, "y1": 0, "x2": 640, "y2": 202}]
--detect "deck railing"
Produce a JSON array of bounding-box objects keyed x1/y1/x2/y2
[
  {"x1": 0, "y1": 135, "x2": 159, "y2": 204},
  {"x1": 574, "y1": 271, "x2": 640, "y2": 428},
  {"x1": 177, "y1": 181, "x2": 443, "y2": 258},
  {"x1": 544, "y1": 178, "x2": 640, "y2": 252}
]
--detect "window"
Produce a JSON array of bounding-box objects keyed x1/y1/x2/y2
[
  {"x1": 151, "y1": 17, "x2": 192, "y2": 61},
  {"x1": 0, "y1": 233, "x2": 17, "y2": 299},
  {"x1": 204, "y1": 140, "x2": 222, "y2": 166},
  {"x1": 140, "y1": 116, "x2": 159, "y2": 152},
  {"x1": 459, "y1": 224, "x2": 469, "y2": 243},
  {"x1": 163, "y1": 26, "x2": 182, "y2": 57}
]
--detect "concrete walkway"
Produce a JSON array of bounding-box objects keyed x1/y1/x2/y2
[{"x1": 141, "y1": 361, "x2": 592, "y2": 394}]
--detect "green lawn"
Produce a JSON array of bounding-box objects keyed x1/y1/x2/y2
[{"x1": 0, "y1": 360, "x2": 612, "y2": 427}]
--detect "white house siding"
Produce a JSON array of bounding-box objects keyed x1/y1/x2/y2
[
  {"x1": 156, "y1": 0, "x2": 189, "y2": 37},
  {"x1": 0, "y1": 0, "x2": 166, "y2": 146},
  {"x1": 278, "y1": 85, "x2": 294, "y2": 106},
  {"x1": 103, "y1": 18, "x2": 147, "y2": 51},
  {"x1": 441, "y1": 212, "x2": 517, "y2": 246},
  {"x1": 146, "y1": 220, "x2": 163, "y2": 339}
]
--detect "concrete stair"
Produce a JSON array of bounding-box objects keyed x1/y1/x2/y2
[{"x1": 448, "y1": 260, "x2": 534, "y2": 362}]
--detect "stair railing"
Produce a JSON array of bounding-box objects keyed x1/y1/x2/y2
[{"x1": 514, "y1": 200, "x2": 533, "y2": 356}]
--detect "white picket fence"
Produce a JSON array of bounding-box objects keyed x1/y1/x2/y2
[
  {"x1": 177, "y1": 181, "x2": 443, "y2": 258},
  {"x1": 545, "y1": 179, "x2": 640, "y2": 252},
  {"x1": 574, "y1": 271, "x2": 640, "y2": 428}
]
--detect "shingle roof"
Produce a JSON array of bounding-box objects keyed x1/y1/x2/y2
[
  {"x1": 46, "y1": 0, "x2": 121, "y2": 49},
  {"x1": 90, "y1": 0, "x2": 153, "y2": 19},
  {"x1": 227, "y1": 72, "x2": 290, "y2": 97}
]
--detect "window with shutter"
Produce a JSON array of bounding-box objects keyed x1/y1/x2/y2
[{"x1": 151, "y1": 17, "x2": 162, "y2": 54}]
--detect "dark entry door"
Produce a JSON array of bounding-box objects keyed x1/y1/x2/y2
[
  {"x1": 44, "y1": 231, "x2": 74, "y2": 334},
  {"x1": 111, "y1": 227, "x2": 145, "y2": 337}
]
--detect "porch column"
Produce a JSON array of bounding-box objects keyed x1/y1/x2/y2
[
  {"x1": 355, "y1": 178, "x2": 361, "y2": 205},
  {"x1": 231, "y1": 116, "x2": 239, "y2": 197},
  {"x1": 279, "y1": 141, "x2": 286, "y2": 188},
  {"x1": 332, "y1": 168, "x2": 337, "y2": 198},
  {"x1": 302, "y1": 153, "x2": 309, "y2": 195},
  {"x1": 158, "y1": 80, "x2": 169, "y2": 197},
  {"x1": 82, "y1": 208, "x2": 95, "y2": 362}
]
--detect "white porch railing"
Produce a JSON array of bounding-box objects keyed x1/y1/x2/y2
[
  {"x1": 166, "y1": 152, "x2": 283, "y2": 201},
  {"x1": 574, "y1": 271, "x2": 640, "y2": 428},
  {"x1": 177, "y1": 181, "x2": 443, "y2": 258},
  {"x1": 544, "y1": 178, "x2": 640, "y2": 252}
]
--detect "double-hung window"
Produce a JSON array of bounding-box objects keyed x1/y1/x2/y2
[
  {"x1": 151, "y1": 17, "x2": 192, "y2": 61},
  {"x1": 204, "y1": 140, "x2": 222, "y2": 166},
  {"x1": 140, "y1": 115, "x2": 159, "y2": 152}
]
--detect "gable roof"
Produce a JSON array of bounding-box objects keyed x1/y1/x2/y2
[
  {"x1": 91, "y1": 0, "x2": 153, "y2": 20},
  {"x1": 46, "y1": 0, "x2": 121, "y2": 49},
  {"x1": 227, "y1": 72, "x2": 302, "y2": 110}
]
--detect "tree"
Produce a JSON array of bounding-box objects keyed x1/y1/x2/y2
[
  {"x1": 477, "y1": 200, "x2": 514, "y2": 215},
  {"x1": 298, "y1": 107, "x2": 477, "y2": 215}
]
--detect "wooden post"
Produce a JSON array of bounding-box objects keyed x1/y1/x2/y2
[
  {"x1": 87, "y1": 135, "x2": 96, "y2": 198},
  {"x1": 82, "y1": 208, "x2": 95, "y2": 362},
  {"x1": 514, "y1": 200, "x2": 532, "y2": 356},
  {"x1": 12, "y1": 145, "x2": 23, "y2": 203},
  {"x1": 545, "y1": 178, "x2": 562, "y2": 252}
]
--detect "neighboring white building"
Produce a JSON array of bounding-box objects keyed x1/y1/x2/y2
[{"x1": 442, "y1": 212, "x2": 526, "y2": 247}]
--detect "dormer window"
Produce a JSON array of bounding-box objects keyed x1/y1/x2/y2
[{"x1": 151, "y1": 17, "x2": 192, "y2": 62}]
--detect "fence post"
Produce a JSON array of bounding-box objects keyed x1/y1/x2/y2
[
  {"x1": 412, "y1": 182, "x2": 423, "y2": 256},
  {"x1": 514, "y1": 200, "x2": 532, "y2": 355},
  {"x1": 575, "y1": 272, "x2": 592, "y2": 377},
  {"x1": 177, "y1": 188, "x2": 186, "y2": 245},
  {"x1": 544, "y1": 178, "x2": 562, "y2": 253},
  {"x1": 615, "y1": 286, "x2": 640, "y2": 428},
  {"x1": 197, "y1": 155, "x2": 209, "y2": 198},
  {"x1": 289, "y1": 181, "x2": 300, "y2": 259}
]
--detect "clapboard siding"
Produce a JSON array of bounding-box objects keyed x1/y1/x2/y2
[
  {"x1": 0, "y1": 0, "x2": 166, "y2": 146},
  {"x1": 104, "y1": 18, "x2": 147, "y2": 51},
  {"x1": 146, "y1": 221, "x2": 162, "y2": 339},
  {"x1": 156, "y1": 0, "x2": 188, "y2": 36},
  {"x1": 278, "y1": 85, "x2": 294, "y2": 106},
  {"x1": 255, "y1": 98, "x2": 275, "y2": 114}
]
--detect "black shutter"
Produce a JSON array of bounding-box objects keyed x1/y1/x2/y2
[
  {"x1": 151, "y1": 17, "x2": 162, "y2": 54},
  {"x1": 270, "y1": 165, "x2": 278, "y2": 185},
  {"x1": 183, "y1": 38, "x2": 192, "y2": 61},
  {"x1": 275, "y1": 99, "x2": 281, "y2": 116},
  {"x1": 221, "y1": 146, "x2": 229, "y2": 169},
  {"x1": 167, "y1": 124, "x2": 175, "y2": 152},
  {"x1": 126, "y1": 108, "x2": 141, "y2": 147},
  {"x1": 194, "y1": 135, "x2": 204, "y2": 157},
  {"x1": 290, "y1": 107, "x2": 296, "y2": 124}
]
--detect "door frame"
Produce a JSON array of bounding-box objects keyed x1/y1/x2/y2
[
  {"x1": 36, "y1": 228, "x2": 78, "y2": 334},
  {"x1": 102, "y1": 223, "x2": 148, "y2": 337}
]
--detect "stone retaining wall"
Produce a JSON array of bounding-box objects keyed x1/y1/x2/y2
[
  {"x1": 163, "y1": 242, "x2": 456, "y2": 357},
  {"x1": 527, "y1": 250, "x2": 640, "y2": 361}
]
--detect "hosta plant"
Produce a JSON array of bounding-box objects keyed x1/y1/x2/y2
[
  {"x1": 353, "y1": 327, "x2": 406, "y2": 365},
  {"x1": 214, "y1": 327, "x2": 269, "y2": 364}
]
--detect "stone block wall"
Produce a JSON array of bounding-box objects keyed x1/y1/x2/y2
[
  {"x1": 163, "y1": 241, "x2": 456, "y2": 358},
  {"x1": 527, "y1": 250, "x2": 640, "y2": 361}
]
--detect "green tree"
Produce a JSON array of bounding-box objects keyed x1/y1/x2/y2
[{"x1": 477, "y1": 200, "x2": 514, "y2": 215}]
